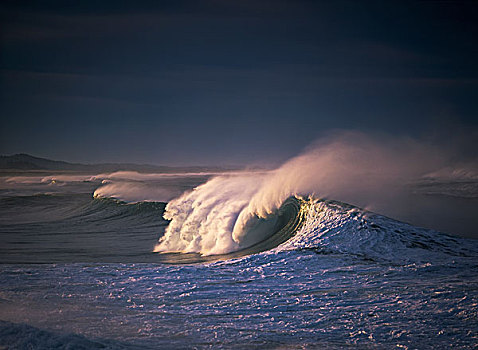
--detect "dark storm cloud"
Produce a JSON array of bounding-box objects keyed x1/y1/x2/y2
[{"x1": 1, "y1": 0, "x2": 477, "y2": 165}]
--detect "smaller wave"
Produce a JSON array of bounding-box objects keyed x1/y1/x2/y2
[
  {"x1": 94, "y1": 182, "x2": 184, "y2": 203},
  {"x1": 92, "y1": 171, "x2": 223, "y2": 203},
  {"x1": 411, "y1": 179, "x2": 478, "y2": 198},
  {"x1": 0, "y1": 192, "x2": 165, "y2": 226}
]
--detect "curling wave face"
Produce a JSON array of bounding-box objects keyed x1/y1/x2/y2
[{"x1": 155, "y1": 195, "x2": 307, "y2": 263}]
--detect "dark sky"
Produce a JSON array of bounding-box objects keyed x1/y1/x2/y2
[{"x1": 1, "y1": 0, "x2": 477, "y2": 166}]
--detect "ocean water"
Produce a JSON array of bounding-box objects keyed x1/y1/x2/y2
[{"x1": 0, "y1": 170, "x2": 477, "y2": 349}]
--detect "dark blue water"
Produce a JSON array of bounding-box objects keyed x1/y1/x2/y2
[{"x1": 0, "y1": 172, "x2": 477, "y2": 349}]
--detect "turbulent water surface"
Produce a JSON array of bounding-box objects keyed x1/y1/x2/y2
[{"x1": 0, "y1": 168, "x2": 478, "y2": 349}]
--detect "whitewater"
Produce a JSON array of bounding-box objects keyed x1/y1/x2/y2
[{"x1": 1, "y1": 133, "x2": 478, "y2": 348}]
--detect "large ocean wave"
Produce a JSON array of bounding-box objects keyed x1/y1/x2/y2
[{"x1": 151, "y1": 132, "x2": 478, "y2": 259}]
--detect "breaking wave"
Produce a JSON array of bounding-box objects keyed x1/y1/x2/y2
[
  {"x1": 154, "y1": 192, "x2": 477, "y2": 264},
  {"x1": 154, "y1": 131, "x2": 478, "y2": 258}
]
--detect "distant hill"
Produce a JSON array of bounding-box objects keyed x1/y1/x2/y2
[{"x1": 0, "y1": 154, "x2": 232, "y2": 173}]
